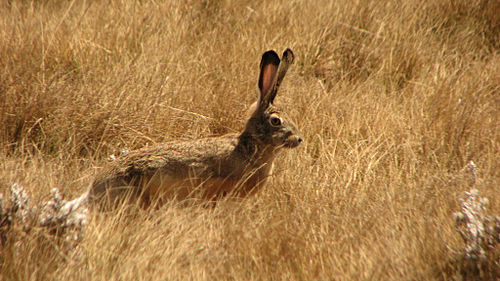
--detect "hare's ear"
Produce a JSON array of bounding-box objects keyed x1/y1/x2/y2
[
  {"x1": 258, "y1": 50, "x2": 280, "y2": 108},
  {"x1": 258, "y1": 49, "x2": 294, "y2": 108}
]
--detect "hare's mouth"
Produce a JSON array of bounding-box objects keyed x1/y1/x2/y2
[{"x1": 283, "y1": 134, "x2": 303, "y2": 148}]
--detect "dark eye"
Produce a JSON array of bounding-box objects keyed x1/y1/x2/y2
[{"x1": 270, "y1": 115, "x2": 282, "y2": 126}]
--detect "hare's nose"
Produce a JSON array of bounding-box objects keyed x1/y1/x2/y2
[{"x1": 292, "y1": 135, "x2": 303, "y2": 147}]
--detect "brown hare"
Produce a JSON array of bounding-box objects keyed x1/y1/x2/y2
[{"x1": 88, "y1": 48, "x2": 302, "y2": 208}]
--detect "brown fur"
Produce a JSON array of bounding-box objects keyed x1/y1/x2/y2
[{"x1": 88, "y1": 49, "x2": 302, "y2": 208}]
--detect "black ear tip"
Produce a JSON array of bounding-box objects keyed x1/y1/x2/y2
[
  {"x1": 261, "y1": 50, "x2": 280, "y2": 66},
  {"x1": 282, "y1": 48, "x2": 294, "y2": 63}
]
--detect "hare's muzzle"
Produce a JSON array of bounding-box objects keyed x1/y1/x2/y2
[{"x1": 284, "y1": 134, "x2": 303, "y2": 148}]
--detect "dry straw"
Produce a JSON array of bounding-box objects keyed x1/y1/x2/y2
[{"x1": 1, "y1": 0, "x2": 499, "y2": 279}]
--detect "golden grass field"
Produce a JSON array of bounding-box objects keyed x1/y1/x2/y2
[{"x1": 1, "y1": 0, "x2": 499, "y2": 280}]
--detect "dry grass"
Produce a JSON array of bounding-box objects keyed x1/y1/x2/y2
[{"x1": 1, "y1": 0, "x2": 499, "y2": 280}]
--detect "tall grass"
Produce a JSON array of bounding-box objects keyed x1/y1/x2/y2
[{"x1": 1, "y1": 0, "x2": 499, "y2": 280}]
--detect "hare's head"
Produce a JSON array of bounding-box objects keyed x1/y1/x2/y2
[{"x1": 243, "y1": 49, "x2": 302, "y2": 150}]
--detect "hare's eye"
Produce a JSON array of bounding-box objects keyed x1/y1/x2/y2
[{"x1": 269, "y1": 115, "x2": 282, "y2": 127}]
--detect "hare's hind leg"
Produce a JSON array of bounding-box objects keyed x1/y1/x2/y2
[{"x1": 89, "y1": 175, "x2": 145, "y2": 209}]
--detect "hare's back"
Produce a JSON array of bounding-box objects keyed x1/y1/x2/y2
[
  {"x1": 89, "y1": 135, "x2": 242, "y2": 205},
  {"x1": 101, "y1": 134, "x2": 240, "y2": 177}
]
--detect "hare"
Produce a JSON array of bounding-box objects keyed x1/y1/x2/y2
[{"x1": 88, "y1": 48, "x2": 302, "y2": 208}]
